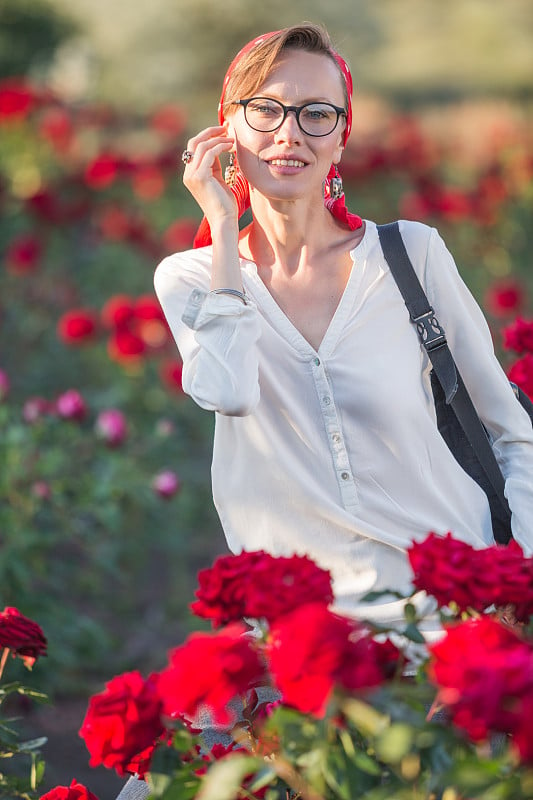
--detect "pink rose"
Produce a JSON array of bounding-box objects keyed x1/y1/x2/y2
[{"x1": 95, "y1": 409, "x2": 128, "y2": 447}]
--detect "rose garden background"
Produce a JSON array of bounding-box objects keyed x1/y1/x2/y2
[{"x1": 1, "y1": 0, "x2": 533, "y2": 796}]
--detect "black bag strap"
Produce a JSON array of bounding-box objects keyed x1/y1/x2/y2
[{"x1": 377, "y1": 221, "x2": 512, "y2": 543}]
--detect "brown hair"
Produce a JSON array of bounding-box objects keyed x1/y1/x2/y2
[{"x1": 222, "y1": 23, "x2": 349, "y2": 116}]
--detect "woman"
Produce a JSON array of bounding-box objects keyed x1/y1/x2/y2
[{"x1": 155, "y1": 23, "x2": 533, "y2": 643}]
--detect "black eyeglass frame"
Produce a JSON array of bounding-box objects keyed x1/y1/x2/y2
[{"x1": 233, "y1": 97, "x2": 347, "y2": 137}]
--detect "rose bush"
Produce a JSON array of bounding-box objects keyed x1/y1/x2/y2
[
  {"x1": 35, "y1": 536, "x2": 533, "y2": 799},
  {"x1": 0, "y1": 607, "x2": 48, "y2": 798}
]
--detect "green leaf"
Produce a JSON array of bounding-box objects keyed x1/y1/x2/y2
[
  {"x1": 195, "y1": 754, "x2": 261, "y2": 800},
  {"x1": 374, "y1": 724, "x2": 415, "y2": 764},
  {"x1": 402, "y1": 622, "x2": 426, "y2": 644},
  {"x1": 340, "y1": 698, "x2": 389, "y2": 738},
  {"x1": 17, "y1": 737, "x2": 48, "y2": 752}
]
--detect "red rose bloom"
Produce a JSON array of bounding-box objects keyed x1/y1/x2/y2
[
  {"x1": 39, "y1": 108, "x2": 75, "y2": 152},
  {"x1": 150, "y1": 104, "x2": 186, "y2": 137},
  {"x1": 57, "y1": 309, "x2": 98, "y2": 344},
  {"x1": 503, "y1": 318, "x2": 533, "y2": 354},
  {"x1": 429, "y1": 617, "x2": 533, "y2": 744},
  {"x1": 163, "y1": 219, "x2": 198, "y2": 252},
  {"x1": 84, "y1": 153, "x2": 119, "y2": 189},
  {"x1": 5, "y1": 233, "x2": 43, "y2": 274},
  {"x1": 101, "y1": 295, "x2": 136, "y2": 329},
  {"x1": 508, "y1": 354, "x2": 533, "y2": 401},
  {"x1": 191, "y1": 551, "x2": 334, "y2": 627},
  {"x1": 0, "y1": 606, "x2": 47, "y2": 668},
  {"x1": 108, "y1": 329, "x2": 146, "y2": 362},
  {"x1": 484, "y1": 279, "x2": 525, "y2": 318},
  {"x1": 131, "y1": 165, "x2": 165, "y2": 200},
  {"x1": 79, "y1": 671, "x2": 164, "y2": 777},
  {"x1": 157, "y1": 624, "x2": 266, "y2": 726},
  {"x1": 0, "y1": 79, "x2": 35, "y2": 120},
  {"x1": 268, "y1": 603, "x2": 384, "y2": 717},
  {"x1": 160, "y1": 360, "x2": 184, "y2": 394},
  {"x1": 39, "y1": 779, "x2": 99, "y2": 800},
  {"x1": 408, "y1": 531, "x2": 533, "y2": 618}
]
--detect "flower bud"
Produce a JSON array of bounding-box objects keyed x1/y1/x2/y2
[
  {"x1": 95, "y1": 408, "x2": 128, "y2": 447},
  {"x1": 152, "y1": 469, "x2": 181, "y2": 499},
  {"x1": 55, "y1": 389, "x2": 87, "y2": 421}
]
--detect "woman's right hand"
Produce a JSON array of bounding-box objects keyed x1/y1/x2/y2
[{"x1": 182, "y1": 126, "x2": 238, "y2": 229}]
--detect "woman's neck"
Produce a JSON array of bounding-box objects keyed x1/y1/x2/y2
[{"x1": 242, "y1": 190, "x2": 340, "y2": 276}]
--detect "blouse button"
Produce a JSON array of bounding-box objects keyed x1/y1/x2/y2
[
  {"x1": 323, "y1": 396, "x2": 331, "y2": 405},
  {"x1": 332, "y1": 433, "x2": 341, "y2": 443},
  {"x1": 313, "y1": 357, "x2": 320, "y2": 366},
  {"x1": 341, "y1": 471, "x2": 350, "y2": 480}
]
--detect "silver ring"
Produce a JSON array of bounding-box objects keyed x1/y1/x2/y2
[{"x1": 181, "y1": 150, "x2": 194, "y2": 165}]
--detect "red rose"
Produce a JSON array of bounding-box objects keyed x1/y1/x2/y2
[
  {"x1": 39, "y1": 779, "x2": 99, "y2": 800},
  {"x1": 508, "y1": 354, "x2": 533, "y2": 400},
  {"x1": 55, "y1": 389, "x2": 87, "y2": 421},
  {"x1": 503, "y1": 318, "x2": 533, "y2": 354},
  {"x1": 159, "y1": 360, "x2": 184, "y2": 394},
  {"x1": 133, "y1": 295, "x2": 165, "y2": 322},
  {"x1": 429, "y1": 617, "x2": 533, "y2": 743},
  {"x1": 108, "y1": 329, "x2": 146, "y2": 362},
  {"x1": 57, "y1": 309, "x2": 98, "y2": 344},
  {"x1": 101, "y1": 295, "x2": 136, "y2": 329},
  {"x1": 98, "y1": 207, "x2": 131, "y2": 242},
  {"x1": 0, "y1": 79, "x2": 35, "y2": 120},
  {"x1": 39, "y1": 108, "x2": 75, "y2": 152},
  {"x1": 408, "y1": 532, "x2": 488, "y2": 612},
  {"x1": 131, "y1": 165, "x2": 165, "y2": 200},
  {"x1": 484, "y1": 279, "x2": 525, "y2": 318},
  {"x1": 0, "y1": 607, "x2": 47, "y2": 668},
  {"x1": 150, "y1": 104, "x2": 186, "y2": 137},
  {"x1": 163, "y1": 219, "x2": 198, "y2": 252},
  {"x1": 267, "y1": 603, "x2": 384, "y2": 717},
  {"x1": 407, "y1": 532, "x2": 533, "y2": 617},
  {"x1": 84, "y1": 153, "x2": 119, "y2": 189},
  {"x1": 191, "y1": 551, "x2": 334, "y2": 627},
  {"x1": 157, "y1": 624, "x2": 266, "y2": 726},
  {"x1": 5, "y1": 233, "x2": 43, "y2": 274},
  {"x1": 79, "y1": 671, "x2": 164, "y2": 777}
]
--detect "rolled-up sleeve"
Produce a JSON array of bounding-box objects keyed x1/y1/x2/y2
[
  {"x1": 422, "y1": 227, "x2": 533, "y2": 553},
  {"x1": 154, "y1": 253, "x2": 261, "y2": 416}
]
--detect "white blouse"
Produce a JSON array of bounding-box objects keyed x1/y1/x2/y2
[{"x1": 154, "y1": 219, "x2": 533, "y2": 639}]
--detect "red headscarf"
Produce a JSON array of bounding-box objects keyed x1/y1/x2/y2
[{"x1": 193, "y1": 31, "x2": 362, "y2": 248}]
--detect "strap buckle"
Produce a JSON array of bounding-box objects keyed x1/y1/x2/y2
[{"x1": 413, "y1": 309, "x2": 447, "y2": 352}]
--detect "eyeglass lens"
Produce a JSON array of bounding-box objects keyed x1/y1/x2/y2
[{"x1": 244, "y1": 99, "x2": 341, "y2": 136}]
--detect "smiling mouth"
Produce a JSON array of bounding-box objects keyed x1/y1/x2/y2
[{"x1": 268, "y1": 159, "x2": 306, "y2": 168}]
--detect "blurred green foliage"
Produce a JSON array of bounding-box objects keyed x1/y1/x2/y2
[{"x1": 0, "y1": 0, "x2": 77, "y2": 80}]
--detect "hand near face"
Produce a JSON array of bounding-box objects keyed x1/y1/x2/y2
[{"x1": 182, "y1": 125, "x2": 238, "y2": 229}]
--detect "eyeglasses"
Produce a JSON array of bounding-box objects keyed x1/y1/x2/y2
[{"x1": 234, "y1": 97, "x2": 346, "y2": 137}]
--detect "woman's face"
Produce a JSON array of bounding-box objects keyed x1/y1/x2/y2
[{"x1": 226, "y1": 49, "x2": 347, "y2": 203}]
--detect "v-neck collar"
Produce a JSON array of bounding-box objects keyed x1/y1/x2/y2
[{"x1": 241, "y1": 223, "x2": 370, "y2": 359}]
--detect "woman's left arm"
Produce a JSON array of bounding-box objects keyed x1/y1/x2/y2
[{"x1": 423, "y1": 227, "x2": 533, "y2": 554}]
